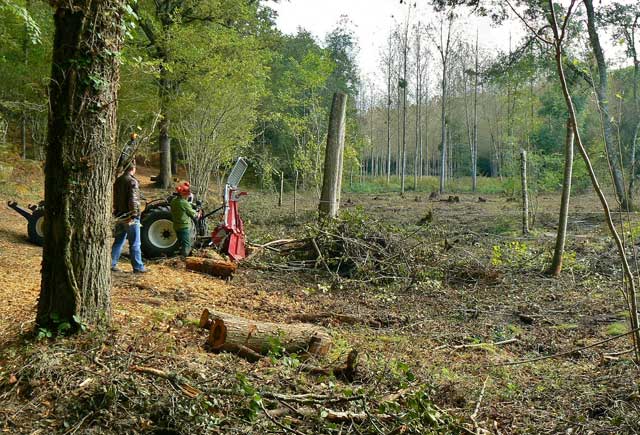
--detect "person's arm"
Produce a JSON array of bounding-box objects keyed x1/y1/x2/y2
[
  {"x1": 128, "y1": 178, "x2": 140, "y2": 217},
  {"x1": 183, "y1": 199, "x2": 197, "y2": 219}
]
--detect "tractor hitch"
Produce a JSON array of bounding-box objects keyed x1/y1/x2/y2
[{"x1": 7, "y1": 201, "x2": 34, "y2": 221}]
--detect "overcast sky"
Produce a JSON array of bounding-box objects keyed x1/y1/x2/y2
[
  {"x1": 270, "y1": 0, "x2": 632, "y2": 88},
  {"x1": 270, "y1": 0, "x2": 523, "y2": 84}
]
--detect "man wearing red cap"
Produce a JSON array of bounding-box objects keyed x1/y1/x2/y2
[{"x1": 171, "y1": 182, "x2": 199, "y2": 257}]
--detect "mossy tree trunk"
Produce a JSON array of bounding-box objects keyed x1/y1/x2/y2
[{"x1": 37, "y1": 0, "x2": 125, "y2": 330}]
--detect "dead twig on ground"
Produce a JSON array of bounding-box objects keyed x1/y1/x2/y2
[{"x1": 488, "y1": 326, "x2": 640, "y2": 367}]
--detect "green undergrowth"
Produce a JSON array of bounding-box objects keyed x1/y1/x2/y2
[{"x1": 346, "y1": 175, "x2": 510, "y2": 195}]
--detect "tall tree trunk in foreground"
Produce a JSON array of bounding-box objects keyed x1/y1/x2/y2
[
  {"x1": 583, "y1": 0, "x2": 629, "y2": 210},
  {"x1": 549, "y1": 118, "x2": 575, "y2": 276},
  {"x1": 319, "y1": 93, "x2": 347, "y2": 218},
  {"x1": 548, "y1": 0, "x2": 640, "y2": 359},
  {"x1": 38, "y1": 0, "x2": 125, "y2": 330}
]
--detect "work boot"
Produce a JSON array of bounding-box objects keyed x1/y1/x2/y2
[{"x1": 133, "y1": 268, "x2": 148, "y2": 274}]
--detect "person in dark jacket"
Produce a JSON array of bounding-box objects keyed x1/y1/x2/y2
[
  {"x1": 171, "y1": 182, "x2": 200, "y2": 257},
  {"x1": 111, "y1": 162, "x2": 146, "y2": 273}
]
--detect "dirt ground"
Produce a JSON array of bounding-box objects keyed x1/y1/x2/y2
[{"x1": 1, "y1": 164, "x2": 639, "y2": 434}]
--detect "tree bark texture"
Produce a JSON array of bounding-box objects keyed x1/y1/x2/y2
[
  {"x1": 583, "y1": 0, "x2": 629, "y2": 209},
  {"x1": 157, "y1": 67, "x2": 172, "y2": 189},
  {"x1": 200, "y1": 309, "x2": 332, "y2": 357},
  {"x1": 439, "y1": 62, "x2": 447, "y2": 194},
  {"x1": 186, "y1": 257, "x2": 237, "y2": 278},
  {"x1": 549, "y1": 118, "x2": 575, "y2": 276},
  {"x1": 38, "y1": 0, "x2": 126, "y2": 329},
  {"x1": 319, "y1": 93, "x2": 347, "y2": 218},
  {"x1": 472, "y1": 29, "x2": 479, "y2": 192},
  {"x1": 520, "y1": 149, "x2": 530, "y2": 235}
]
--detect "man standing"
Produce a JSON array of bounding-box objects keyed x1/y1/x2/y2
[{"x1": 111, "y1": 162, "x2": 146, "y2": 273}]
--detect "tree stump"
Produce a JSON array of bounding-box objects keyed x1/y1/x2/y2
[
  {"x1": 186, "y1": 257, "x2": 237, "y2": 278},
  {"x1": 200, "y1": 309, "x2": 332, "y2": 358}
]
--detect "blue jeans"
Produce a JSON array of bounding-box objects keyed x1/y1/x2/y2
[{"x1": 111, "y1": 218, "x2": 145, "y2": 272}]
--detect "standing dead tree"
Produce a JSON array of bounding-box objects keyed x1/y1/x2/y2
[{"x1": 319, "y1": 93, "x2": 347, "y2": 218}]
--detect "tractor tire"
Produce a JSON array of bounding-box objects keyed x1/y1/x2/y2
[
  {"x1": 140, "y1": 206, "x2": 178, "y2": 258},
  {"x1": 27, "y1": 208, "x2": 45, "y2": 246}
]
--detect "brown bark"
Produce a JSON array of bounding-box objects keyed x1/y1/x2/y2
[
  {"x1": 200, "y1": 309, "x2": 332, "y2": 357},
  {"x1": 157, "y1": 67, "x2": 172, "y2": 189},
  {"x1": 186, "y1": 257, "x2": 237, "y2": 278},
  {"x1": 37, "y1": 0, "x2": 125, "y2": 329}
]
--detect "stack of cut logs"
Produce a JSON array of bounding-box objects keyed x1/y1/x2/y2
[{"x1": 199, "y1": 309, "x2": 333, "y2": 362}]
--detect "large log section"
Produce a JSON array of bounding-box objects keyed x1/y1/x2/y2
[
  {"x1": 200, "y1": 309, "x2": 332, "y2": 358},
  {"x1": 186, "y1": 257, "x2": 237, "y2": 278}
]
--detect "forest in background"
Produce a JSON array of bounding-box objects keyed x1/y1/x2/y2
[
  {"x1": 0, "y1": 0, "x2": 360, "y2": 198},
  {"x1": 1, "y1": 0, "x2": 638, "y2": 205}
]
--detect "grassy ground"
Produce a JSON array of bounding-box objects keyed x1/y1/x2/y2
[{"x1": 1, "y1": 159, "x2": 639, "y2": 434}]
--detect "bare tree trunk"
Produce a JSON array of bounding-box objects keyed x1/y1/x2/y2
[
  {"x1": 549, "y1": 0, "x2": 640, "y2": 359},
  {"x1": 21, "y1": 0, "x2": 29, "y2": 160},
  {"x1": 472, "y1": 29, "x2": 479, "y2": 192},
  {"x1": 414, "y1": 26, "x2": 422, "y2": 192},
  {"x1": 38, "y1": 0, "x2": 125, "y2": 330},
  {"x1": 629, "y1": 35, "x2": 639, "y2": 202},
  {"x1": 294, "y1": 170, "x2": 298, "y2": 219},
  {"x1": 319, "y1": 93, "x2": 347, "y2": 218},
  {"x1": 401, "y1": 43, "x2": 408, "y2": 195},
  {"x1": 549, "y1": 118, "x2": 575, "y2": 276},
  {"x1": 278, "y1": 171, "x2": 284, "y2": 207},
  {"x1": 584, "y1": 0, "x2": 629, "y2": 209},
  {"x1": 521, "y1": 149, "x2": 530, "y2": 235},
  {"x1": 386, "y1": 52, "x2": 392, "y2": 184},
  {"x1": 158, "y1": 66, "x2": 172, "y2": 189},
  {"x1": 439, "y1": 62, "x2": 447, "y2": 193}
]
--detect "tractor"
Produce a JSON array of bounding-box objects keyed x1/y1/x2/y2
[{"x1": 7, "y1": 157, "x2": 249, "y2": 260}]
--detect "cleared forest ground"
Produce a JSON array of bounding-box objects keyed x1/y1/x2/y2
[{"x1": 1, "y1": 163, "x2": 639, "y2": 434}]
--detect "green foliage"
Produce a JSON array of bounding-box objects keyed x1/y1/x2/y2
[
  {"x1": 35, "y1": 312, "x2": 86, "y2": 340},
  {"x1": 491, "y1": 241, "x2": 530, "y2": 267}
]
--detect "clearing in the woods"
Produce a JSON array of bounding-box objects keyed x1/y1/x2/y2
[{"x1": 1, "y1": 162, "x2": 639, "y2": 434}]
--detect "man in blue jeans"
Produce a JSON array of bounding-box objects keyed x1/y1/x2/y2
[{"x1": 111, "y1": 162, "x2": 147, "y2": 273}]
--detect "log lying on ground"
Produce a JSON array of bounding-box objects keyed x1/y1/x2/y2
[
  {"x1": 186, "y1": 257, "x2": 237, "y2": 278},
  {"x1": 200, "y1": 309, "x2": 332, "y2": 358}
]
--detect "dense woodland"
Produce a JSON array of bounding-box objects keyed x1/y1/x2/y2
[
  {"x1": 2, "y1": 0, "x2": 640, "y2": 434},
  {"x1": 1, "y1": 1, "x2": 639, "y2": 200}
]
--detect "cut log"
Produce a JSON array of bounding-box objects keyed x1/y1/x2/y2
[
  {"x1": 201, "y1": 309, "x2": 332, "y2": 358},
  {"x1": 186, "y1": 257, "x2": 237, "y2": 278}
]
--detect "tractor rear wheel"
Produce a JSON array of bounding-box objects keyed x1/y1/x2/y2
[
  {"x1": 27, "y1": 208, "x2": 45, "y2": 246},
  {"x1": 140, "y1": 206, "x2": 177, "y2": 258}
]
